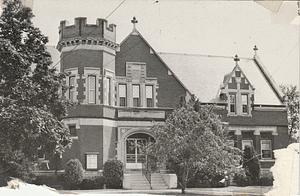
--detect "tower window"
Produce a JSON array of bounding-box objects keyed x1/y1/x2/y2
[
  {"x1": 229, "y1": 94, "x2": 236, "y2": 114},
  {"x1": 146, "y1": 85, "x2": 154, "y2": 107},
  {"x1": 242, "y1": 94, "x2": 248, "y2": 114},
  {"x1": 119, "y1": 84, "x2": 127, "y2": 107},
  {"x1": 132, "y1": 84, "x2": 140, "y2": 107},
  {"x1": 105, "y1": 77, "x2": 111, "y2": 105},
  {"x1": 69, "y1": 76, "x2": 76, "y2": 101},
  {"x1": 88, "y1": 75, "x2": 96, "y2": 104}
]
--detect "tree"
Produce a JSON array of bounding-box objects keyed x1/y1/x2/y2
[
  {"x1": 0, "y1": 0, "x2": 71, "y2": 182},
  {"x1": 149, "y1": 96, "x2": 241, "y2": 193},
  {"x1": 280, "y1": 85, "x2": 299, "y2": 142},
  {"x1": 242, "y1": 145, "x2": 260, "y2": 185}
]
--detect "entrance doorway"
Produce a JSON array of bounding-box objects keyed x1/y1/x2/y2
[{"x1": 125, "y1": 133, "x2": 154, "y2": 169}]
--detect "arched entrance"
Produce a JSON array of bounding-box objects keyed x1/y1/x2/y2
[{"x1": 125, "y1": 133, "x2": 154, "y2": 169}]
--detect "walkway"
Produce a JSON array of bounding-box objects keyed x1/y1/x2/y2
[{"x1": 59, "y1": 186, "x2": 272, "y2": 196}]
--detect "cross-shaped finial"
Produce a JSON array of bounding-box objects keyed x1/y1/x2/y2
[
  {"x1": 234, "y1": 54, "x2": 240, "y2": 65},
  {"x1": 131, "y1": 16, "x2": 138, "y2": 29},
  {"x1": 253, "y1": 45, "x2": 258, "y2": 56}
]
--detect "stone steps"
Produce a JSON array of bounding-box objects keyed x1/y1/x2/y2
[{"x1": 123, "y1": 171, "x2": 169, "y2": 190}]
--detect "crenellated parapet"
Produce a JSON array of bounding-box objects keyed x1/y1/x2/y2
[{"x1": 57, "y1": 17, "x2": 118, "y2": 51}]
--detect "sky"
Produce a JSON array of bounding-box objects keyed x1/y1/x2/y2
[{"x1": 21, "y1": 0, "x2": 300, "y2": 87}]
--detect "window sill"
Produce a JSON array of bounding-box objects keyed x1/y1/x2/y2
[
  {"x1": 71, "y1": 136, "x2": 78, "y2": 140},
  {"x1": 85, "y1": 169, "x2": 98, "y2": 171},
  {"x1": 227, "y1": 113, "x2": 252, "y2": 117},
  {"x1": 260, "y1": 159, "x2": 275, "y2": 162}
]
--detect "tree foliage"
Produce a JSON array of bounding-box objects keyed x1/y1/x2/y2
[
  {"x1": 280, "y1": 85, "x2": 299, "y2": 142},
  {"x1": 0, "y1": 0, "x2": 71, "y2": 181},
  {"x1": 149, "y1": 96, "x2": 241, "y2": 193}
]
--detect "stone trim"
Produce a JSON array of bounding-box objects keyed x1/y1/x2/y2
[
  {"x1": 58, "y1": 38, "x2": 118, "y2": 52},
  {"x1": 62, "y1": 118, "x2": 117, "y2": 128},
  {"x1": 230, "y1": 126, "x2": 278, "y2": 135},
  {"x1": 117, "y1": 127, "x2": 155, "y2": 165},
  {"x1": 83, "y1": 67, "x2": 101, "y2": 105}
]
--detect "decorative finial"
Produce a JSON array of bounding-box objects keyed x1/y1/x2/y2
[
  {"x1": 234, "y1": 54, "x2": 240, "y2": 65},
  {"x1": 253, "y1": 45, "x2": 258, "y2": 56},
  {"x1": 131, "y1": 16, "x2": 138, "y2": 29}
]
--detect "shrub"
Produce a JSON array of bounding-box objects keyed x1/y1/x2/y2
[
  {"x1": 259, "y1": 176, "x2": 273, "y2": 186},
  {"x1": 79, "y1": 176, "x2": 105, "y2": 190},
  {"x1": 243, "y1": 145, "x2": 260, "y2": 185},
  {"x1": 33, "y1": 173, "x2": 64, "y2": 189},
  {"x1": 103, "y1": 160, "x2": 123, "y2": 189},
  {"x1": 233, "y1": 169, "x2": 250, "y2": 187},
  {"x1": 64, "y1": 159, "x2": 84, "y2": 189}
]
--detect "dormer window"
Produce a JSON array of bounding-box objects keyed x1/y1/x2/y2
[
  {"x1": 229, "y1": 94, "x2": 236, "y2": 114},
  {"x1": 221, "y1": 56, "x2": 254, "y2": 116},
  {"x1": 241, "y1": 94, "x2": 249, "y2": 114}
]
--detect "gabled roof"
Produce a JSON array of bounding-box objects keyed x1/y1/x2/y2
[
  {"x1": 223, "y1": 63, "x2": 255, "y2": 91},
  {"x1": 158, "y1": 52, "x2": 283, "y2": 105},
  {"x1": 119, "y1": 28, "x2": 192, "y2": 96}
]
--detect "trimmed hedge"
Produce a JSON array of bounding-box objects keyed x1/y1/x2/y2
[
  {"x1": 259, "y1": 176, "x2": 273, "y2": 186},
  {"x1": 79, "y1": 176, "x2": 105, "y2": 190},
  {"x1": 103, "y1": 160, "x2": 123, "y2": 189},
  {"x1": 64, "y1": 159, "x2": 84, "y2": 189}
]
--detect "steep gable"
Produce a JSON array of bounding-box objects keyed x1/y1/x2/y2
[
  {"x1": 115, "y1": 29, "x2": 191, "y2": 108},
  {"x1": 223, "y1": 64, "x2": 255, "y2": 91}
]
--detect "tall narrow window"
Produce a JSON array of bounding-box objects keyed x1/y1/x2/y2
[
  {"x1": 242, "y1": 94, "x2": 248, "y2": 114},
  {"x1": 261, "y1": 140, "x2": 272, "y2": 159},
  {"x1": 229, "y1": 94, "x2": 236, "y2": 114},
  {"x1": 88, "y1": 75, "x2": 96, "y2": 104},
  {"x1": 132, "y1": 84, "x2": 140, "y2": 107},
  {"x1": 119, "y1": 84, "x2": 127, "y2": 107},
  {"x1": 146, "y1": 85, "x2": 154, "y2": 107},
  {"x1": 69, "y1": 76, "x2": 75, "y2": 101},
  {"x1": 105, "y1": 77, "x2": 111, "y2": 105}
]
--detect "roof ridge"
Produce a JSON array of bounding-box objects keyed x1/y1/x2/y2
[{"x1": 158, "y1": 51, "x2": 253, "y2": 60}]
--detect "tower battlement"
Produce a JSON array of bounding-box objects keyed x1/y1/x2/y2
[{"x1": 57, "y1": 17, "x2": 118, "y2": 51}]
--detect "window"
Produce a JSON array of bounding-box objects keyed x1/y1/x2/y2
[
  {"x1": 86, "y1": 154, "x2": 98, "y2": 170},
  {"x1": 242, "y1": 94, "x2": 248, "y2": 114},
  {"x1": 105, "y1": 77, "x2": 111, "y2": 105},
  {"x1": 261, "y1": 140, "x2": 272, "y2": 159},
  {"x1": 68, "y1": 125, "x2": 77, "y2": 137},
  {"x1": 88, "y1": 75, "x2": 96, "y2": 104},
  {"x1": 242, "y1": 140, "x2": 253, "y2": 150},
  {"x1": 69, "y1": 76, "x2": 76, "y2": 101},
  {"x1": 229, "y1": 94, "x2": 236, "y2": 114},
  {"x1": 132, "y1": 84, "x2": 140, "y2": 107},
  {"x1": 119, "y1": 84, "x2": 127, "y2": 107},
  {"x1": 146, "y1": 85, "x2": 154, "y2": 107}
]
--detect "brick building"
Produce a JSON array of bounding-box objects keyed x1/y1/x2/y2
[{"x1": 51, "y1": 17, "x2": 288, "y2": 187}]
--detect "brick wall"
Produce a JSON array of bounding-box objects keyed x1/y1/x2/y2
[{"x1": 116, "y1": 34, "x2": 187, "y2": 108}]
